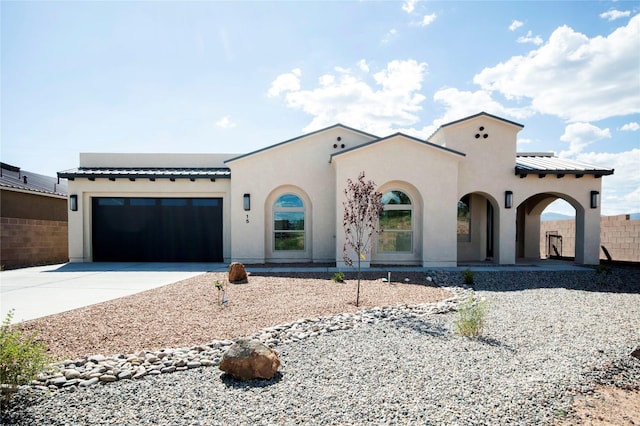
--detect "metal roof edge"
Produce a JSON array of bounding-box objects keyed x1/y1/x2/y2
[
  {"x1": 330, "y1": 132, "x2": 466, "y2": 161},
  {"x1": 225, "y1": 123, "x2": 380, "y2": 164}
]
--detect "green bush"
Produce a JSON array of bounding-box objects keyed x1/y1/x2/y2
[
  {"x1": 462, "y1": 268, "x2": 475, "y2": 285},
  {"x1": 455, "y1": 294, "x2": 488, "y2": 337},
  {"x1": 331, "y1": 271, "x2": 345, "y2": 283},
  {"x1": 0, "y1": 310, "x2": 49, "y2": 405}
]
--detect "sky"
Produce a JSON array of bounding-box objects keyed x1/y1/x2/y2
[{"x1": 1, "y1": 0, "x2": 639, "y2": 216}]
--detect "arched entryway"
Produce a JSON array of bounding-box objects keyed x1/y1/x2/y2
[
  {"x1": 516, "y1": 193, "x2": 583, "y2": 262},
  {"x1": 457, "y1": 192, "x2": 500, "y2": 263}
]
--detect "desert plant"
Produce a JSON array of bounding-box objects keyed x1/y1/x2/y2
[
  {"x1": 213, "y1": 280, "x2": 228, "y2": 307},
  {"x1": 342, "y1": 171, "x2": 384, "y2": 307},
  {"x1": 331, "y1": 271, "x2": 345, "y2": 283},
  {"x1": 455, "y1": 294, "x2": 488, "y2": 337},
  {"x1": 462, "y1": 268, "x2": 475, "y2": 285},
  {"x1": 0, "y1": 310, "x2": 49, "y2": 406}
]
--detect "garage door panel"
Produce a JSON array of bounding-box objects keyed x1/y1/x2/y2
[{"x1": 92, "y1": 198, "x2": 223, "y2": 262}]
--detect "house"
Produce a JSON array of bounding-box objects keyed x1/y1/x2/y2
[
  {"x1": 1, "y1": 162, "x2": 69, "y2": 268},
  {"x1": 58, "y1": 112, "x2": 613, "y2": 267}
]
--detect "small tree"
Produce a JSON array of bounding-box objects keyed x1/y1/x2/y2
[{"x1": 343, "y1": 171, "x2": 384, "y2": 307}]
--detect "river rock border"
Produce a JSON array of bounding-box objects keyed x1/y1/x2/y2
[{"x1": 29, "y1": 279, "x2": 471, "y2": 393}]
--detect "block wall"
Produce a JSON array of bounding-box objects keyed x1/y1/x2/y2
[
  {"x1": 540, "y1": 214, "x2": 640, "y2": 262},
  {"x1": 0, "y1": 218, "x2": 69, "y2": 268}
]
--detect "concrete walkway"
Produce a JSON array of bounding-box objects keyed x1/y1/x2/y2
[{"x1": 0, "y1": 260, "x2": 592, "y2": 324}]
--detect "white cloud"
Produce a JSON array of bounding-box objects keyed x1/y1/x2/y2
[
  {"x1": 431, "y1": 87, "x2": 533, "y2": 126},
  {"x1": 600, "y1": 10, "x2": 631, "y2": 21},
  {"x1": 620, "y1": 121, "x2": 640, "y2": 131},
  {"x1": 357, "y1": 59, "x2": 369, "y2": 73},
  {"x1": 268, "y1": 59, "x2": 428, "y2": 136},
  {"x1": 559, "y1": 122, "x2": 611, "y2": 157},
  {"x1": 509, "y1": 20, "x2": 524, "y2": 31},
  {"x1": 575, "y1": 149, "x2": 640, "y2": 214},
  {"x1": 474, "y1": 15, "x2": 640, "y2": 122},
  {"x1": 382, "y1": 28, "x2": 398, "y2": 44},
  {"x1": 267, "y1": 68, "x2": 302, "y2": 97},
  {"x1": 215, "y1": 115, "x2": 236, "y2": 129},
  {"x1": 421, "y1": 13, "x2": 437, "y2": 27},
  {"x1": 517, "y1": 137, "x2": 532, "y2": 145},
  {"x1": 402, "y1": 0, "x2": 417, "y2": 14},
  {"x1": 516, "y1": 30, "x2": 543, "y2": 45}
]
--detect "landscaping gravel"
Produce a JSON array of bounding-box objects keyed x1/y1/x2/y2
[{"x1": 3, "y1": 267, "x2": 639, "y2": 425}]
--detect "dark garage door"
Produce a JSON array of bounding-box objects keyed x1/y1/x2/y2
[{"x1": 92, "y1": 197, "x2": 223, "y2": 262}]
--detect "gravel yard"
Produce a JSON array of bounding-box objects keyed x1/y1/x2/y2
[{"x1": 3, "y1": 266, "x2": 639, "y2": 425}]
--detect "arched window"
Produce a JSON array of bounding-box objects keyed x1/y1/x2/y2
[
  {"x1": 378, "y1": 190, "x2": 412, "y2": 252},
  {"x1": 273, "y1": 194, "x2": 305, "y2": 251}
]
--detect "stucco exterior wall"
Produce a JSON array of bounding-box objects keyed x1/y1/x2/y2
[
  {"x1": 333, "y1": 135, "x2": 462, "y2": 267},
  {"x1": 227, "y1": 127, "x2": 376, "y2": 264},
  {"x1": 67, "y1": 153, "x2": 234, "y2": 262}
]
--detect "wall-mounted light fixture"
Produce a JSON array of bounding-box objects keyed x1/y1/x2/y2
[
  {"x1": 243, "y1": 193, "x2": 251, "y2": 211},
  {"x1": 70, "y1": 194, "x2": 78, "y2": 211},
  {"x1": 505, "y1": 191, "x2": 513, "y2": 209},
  {"x1": 590, "y1": 191, "x2": 600, "y2": 209}
]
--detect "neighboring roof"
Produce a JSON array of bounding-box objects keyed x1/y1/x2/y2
[
  {"x1": 58, "y1": 167, "x2": 231, "y2": 180},
  {"x1": 225, "y1": 123, "x2": 379, "y2": 163},
  {"x1": 0, "y1": 162, "x2": 67, "y2": 197},
  {"x1": 515, "y1": 153, "x2": 614, "y2": 177},
  {"x1": 330, "y1": 132, "x2": 466, "y2": 161}
]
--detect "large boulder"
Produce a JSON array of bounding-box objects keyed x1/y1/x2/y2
[
  {"x1": 218, "y1": 339, "x2": 280, "y2": 380},
  {"x1": 228, "y1": 262, "x2": 248, "y2": 284}
]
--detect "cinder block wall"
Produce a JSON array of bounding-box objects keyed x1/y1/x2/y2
[
  {"x1": 540, "y1": 214, "x2": 640, "y2": 262},
  {"x1": 1, "y1": 218, "x2": 69, "y2": 268}
]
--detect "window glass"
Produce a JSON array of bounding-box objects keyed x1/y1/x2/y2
[
  {"x1": 192, "y1": 199, "x2": 219, "y2": 207},
  {"x1": 274, "y1": 232, "x2": 305, "y2": 251},
  {"x1": 274, "y1": 194, "x2": 303, "y2": 208},
  {"x1": 273, "y1": 193, "x2": 305, "y2": 251},
  {"x1": 382, "y1": 190, "x2": 411, "y2": 205},
  {"x1": 378, "y1": 191, "x2": 412, "y2": 252},
  {"x1": 161, "y1": 199, "x2": 188, "y2": 206},
  {"x1": 130, "y1": 198, "x2": 156, "y2": 206},
  {"x1": 457, "y1": 195, "x2": 471, "y2": 242},
  {"x1": 97, "y1": 198, "x2": 125, "y2": 206},
  {"x1": 274, "y1": 212, "x2": 304, "y2": 230}
]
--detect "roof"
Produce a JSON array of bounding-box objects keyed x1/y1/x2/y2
[
  {"x1": 330, "y1": 132, "x2": 465, "y2": 161},
  {"x1": 0, "y1": 162, "x2": 67, "y2": 197},
  {"x1": 58, "y1": 167, "x2": 231, "y2": 180},
  {"x1": 225, "y1": 123, "x2": 379, "y2": 163},
  {"x1": 439, "y1": 111, "x2": 524, "y2": 129},
  {"x1": 515, "y1": 153, "x2": 614, "y2": 177}
]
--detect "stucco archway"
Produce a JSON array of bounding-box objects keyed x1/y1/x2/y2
[
  {"x1": 264, "y1": 185, "x2": 313, "y2": 262},
  {"x1": 516, "y1": 192, "x2": 586, "y2": 262},
  {"x1": 457, "y1": 192, "x2": 501, "y2": 263},
  {"x1": 372, "y1": 181, "x2": 422, "y2": 265}
]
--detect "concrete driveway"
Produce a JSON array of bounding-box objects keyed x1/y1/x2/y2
[{"x1": 0, "y1": 262, "x2": 228, "y2": 324}]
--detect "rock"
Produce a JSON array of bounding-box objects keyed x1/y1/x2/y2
[
  {"x1": 99, "y1": 374, "x2": 117, "y2": 382},
  {"x1": 218, "y1": 339, "x2": 280, "y2": 380},
  {"x1": 118, "y1": 370, "x2": 133, "y2": 380},
  {"x1": 631, "y1": 346, "x2": 640, "y2": 360},
  {"x1": 228, "y1": 262, "x2": 248, "y2": 284},
  {"x1": 63, "y1": 369, "x2": 81, "y2": 380},
  {"x1": 132, "y1": 366, "x2": 147, "y2": 379},
  {"x1": 79, "y1": 377, "x2": 99, "y2": 388}
]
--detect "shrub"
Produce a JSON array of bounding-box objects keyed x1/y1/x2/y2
[
  {"x1": 331, "y1": 272, "x2": 345, "y2": 283},
  {"x1": 462, "y1": 268, "x2": 475, "y2": 285},
  {"x1": 0, "y1": 310, "x2": 49, "y2": 406},
  {"x1": 455, "y1": 294, "x2": 488, "y2": 337}
]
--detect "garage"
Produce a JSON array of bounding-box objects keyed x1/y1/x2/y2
[{"x1": 92, "y1": 197, "x2": 223, "y2": 262}]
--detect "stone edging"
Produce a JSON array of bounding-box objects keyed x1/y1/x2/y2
[{"x1": 27, "y1": 284, "x2": 471, "y2": 393}]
